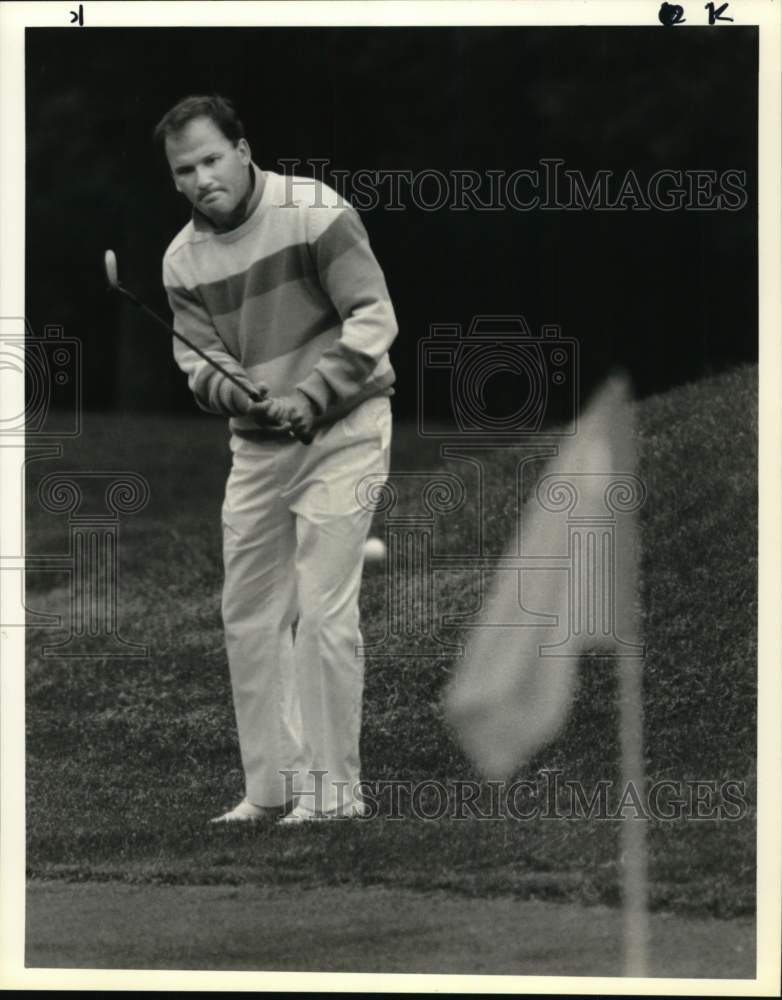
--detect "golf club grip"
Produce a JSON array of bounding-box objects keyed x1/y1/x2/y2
[{"x1": 284, "y1": 417, "x2": 313, "y2": 445}]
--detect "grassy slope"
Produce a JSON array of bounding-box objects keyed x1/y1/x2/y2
[{"x1": 25, "y1": 365, "x2": 757, "y2": 916}]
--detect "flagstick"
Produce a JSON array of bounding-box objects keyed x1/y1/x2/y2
[
  {"x1": 443, "y1": 373, "x2": 650, "y2": 973},
  {"x1": 619, "y1": 652, "x2": 649, "y2": 976}
]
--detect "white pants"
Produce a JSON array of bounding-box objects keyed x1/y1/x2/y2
[{"x1": 220, "y1": 396, "x2": 391, "y2": 812}]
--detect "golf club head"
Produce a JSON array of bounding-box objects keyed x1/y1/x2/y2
[{"x1": 104, "y1": 249, "x2": 119, "y2": 289}]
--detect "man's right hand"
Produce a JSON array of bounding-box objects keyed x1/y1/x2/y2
[
  {"x1": 222, "y1": 378, "x2": 269, "y2": 416},
  {"x1": 246, "y1": 389, "x2": 316, "y2": 444},
  {"x1": 245, "y1": 384, "x2": 294, "y2": 430}
]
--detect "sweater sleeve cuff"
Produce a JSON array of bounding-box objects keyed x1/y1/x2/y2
[
  {"x1": 294, "y1": 372, "x2": 333, "y2": 415},
  {"x1": 214, "y1": 375, "x2": 253, "y2": 415}
]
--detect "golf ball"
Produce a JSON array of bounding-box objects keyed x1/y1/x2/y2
[{"x1": 363, "y1": 537, "x2": 386, "y2": 563}]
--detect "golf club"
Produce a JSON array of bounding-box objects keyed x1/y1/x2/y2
[{"x1": 103, "y1": 249, "x2": 313, "y2": 444}]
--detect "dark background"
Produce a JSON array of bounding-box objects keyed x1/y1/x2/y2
[{"x1": 25, "y1": 26, "x2": 758, "y2": 419}]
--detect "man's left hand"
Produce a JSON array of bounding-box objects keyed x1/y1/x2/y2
[{"x1": 248, "y1": 389, "x2": 317, "y2": 439}]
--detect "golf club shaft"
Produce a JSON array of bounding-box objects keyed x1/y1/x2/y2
[
  {"x1": 114, "y1": 283, "x2": 265, "y2": 404},
  {"x1": 108, "y1": 268, "x2": 313, "y2": 444}
]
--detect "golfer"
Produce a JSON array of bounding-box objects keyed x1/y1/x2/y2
[{"x1": 155, "y1": 94, "x2": 396, "y2": 824}]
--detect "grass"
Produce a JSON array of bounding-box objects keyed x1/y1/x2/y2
[
  {"x1": 26, "y1": 883, "x2": 756, "y2": 975},
  {"x1": 25, "y1": 365, "x2": 757, "y2": 918}
]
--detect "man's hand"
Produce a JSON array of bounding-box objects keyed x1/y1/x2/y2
[
  {"x1": 247, "y1": 389, "x2": 317, "y2": 441},
  {"x1": 222, "y1": 378, "x2": 268, "y2": 416}
]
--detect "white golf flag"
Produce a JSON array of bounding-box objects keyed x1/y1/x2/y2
[{"x1": 443, "y1": 373, "x2": 641, "y2": 779}]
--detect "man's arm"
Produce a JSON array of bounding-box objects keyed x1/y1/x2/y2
[
  {"x1": 255, "y1": 201, "x2": 398, "y2": 434},
  {"x1": 296, "y1": 202, "x2": 398, "y2": 412},
  {"x1": 163, "y1": 255, "x2": 259, "y2": 417}
]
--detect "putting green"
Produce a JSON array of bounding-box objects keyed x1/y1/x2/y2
[{"x1": 26, "y1": 881, "x2": 754, "y2": 977}]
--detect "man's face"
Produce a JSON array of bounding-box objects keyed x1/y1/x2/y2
[{"x1": 165, "y1": 116, "x2": 252, "y2": 225}]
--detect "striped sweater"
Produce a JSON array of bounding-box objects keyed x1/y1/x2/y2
[{"x1": 162, "y1": 165, "x2": 397, "y2": 433}]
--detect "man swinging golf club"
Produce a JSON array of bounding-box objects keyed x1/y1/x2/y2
[{"x1": 154, "y1": 94, "x2": 396, "y2": 824}]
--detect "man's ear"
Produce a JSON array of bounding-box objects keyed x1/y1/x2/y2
[{"x1": 237, "y1": 138, "x2": 252, "y2": 165}]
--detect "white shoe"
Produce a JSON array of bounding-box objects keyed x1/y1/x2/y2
[
  {"x1": 210, "y1": 797, "x2": 292, "y2": 825},
  {"x1": 278, "y1": 802, "x2": 369, "y2": 826}
]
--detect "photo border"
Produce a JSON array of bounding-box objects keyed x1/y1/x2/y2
[{"x1": 1, "y1": 1, "x2": 779, "y2": 993}]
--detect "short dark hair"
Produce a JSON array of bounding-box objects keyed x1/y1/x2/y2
[{"x1": 153, "y1": 94, "x2": 245, "y2": 147}]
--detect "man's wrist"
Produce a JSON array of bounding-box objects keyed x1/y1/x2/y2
[
  {"x1": 293, "y1": 388, "x2": 319, "y2": 416},
  {"x1": 216, "y1": 376, "x2": 254, "y2": 416}
]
